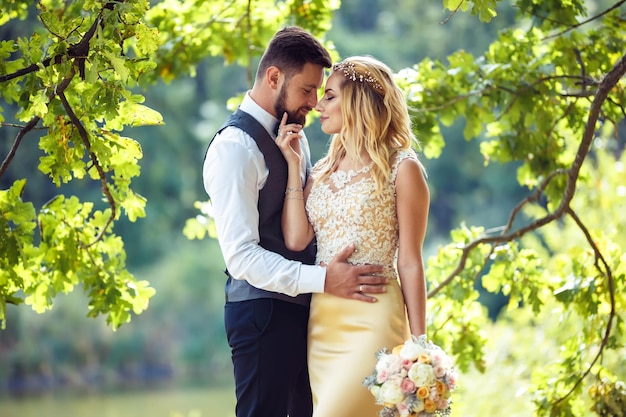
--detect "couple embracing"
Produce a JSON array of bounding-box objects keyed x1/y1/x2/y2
[{"x1": 203, "y1": 26, "x2": 429, "y2": 417}]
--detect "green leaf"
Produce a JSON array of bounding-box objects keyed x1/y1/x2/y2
[
  {"x1": 106, "y1": 100, "x2": 164, "y2": 130},
  {"x1": 121, "y1": 191, "x2": 146, "y2": 222},
  {"x1": 29, "y1": 90, "x2": 49, "y2": 118},
  {"x1": 103, "y1": 50, "x2": 130, "y2": 82}
]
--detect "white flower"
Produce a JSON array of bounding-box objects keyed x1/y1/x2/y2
[
  {"x1": 369, "y1": 384, "x2": 381, "y2": 400},
  {"x1": 408, "y1": 363, "x2": 435, "y2": 387},
  {"x1": 376, "y1": 352, "x2": 403, "y2": 375},
  {"x1": 379, "y1": 380, "x2": 405, "y2": 405},
  {"x1": 399, "y1": 340, "x2": 426, "y2": 361},
  {"x1": 365, "y1": 337, "x2": 458, "y2": 416}
]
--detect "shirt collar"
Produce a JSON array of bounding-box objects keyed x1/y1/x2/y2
[{"x1": 240, "y1": 92, "x2": 279, "y2": 138}]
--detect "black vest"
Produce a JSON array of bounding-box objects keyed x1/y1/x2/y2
[{"x1": 208, "y1": 109, "x2": 317, "y2": 306}]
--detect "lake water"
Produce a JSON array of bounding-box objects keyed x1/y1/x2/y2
[{"x1": 0, "y1": 386, "x2": 235, "y2": 417}]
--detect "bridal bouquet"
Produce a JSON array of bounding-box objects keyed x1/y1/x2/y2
[{"x1": 363, "y1": 335, "x2": 458, "y2": 417}]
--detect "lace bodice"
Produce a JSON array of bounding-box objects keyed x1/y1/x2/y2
[{"x1": 306, "y1": 150, "x2": 416, "y2": 277}]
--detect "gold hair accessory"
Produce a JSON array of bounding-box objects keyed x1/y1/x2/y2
[{"x1": 333, "y1": 62, "x2": 383, "y2": 90}]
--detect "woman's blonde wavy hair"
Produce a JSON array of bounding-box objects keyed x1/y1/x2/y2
[{"x1": 314, "y1": 55, "x2": 420, "y2": 195}]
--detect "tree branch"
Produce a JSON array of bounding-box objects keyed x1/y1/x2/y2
[
  {"x1": 0, "y1": 1, "x2": 121, "y2": 182},
  {"x1": 545, "y1": 0, "x2": 626, "y2": 39},
  {"x1": 428, "y1": 52, "x2": 626, "y2": 298},
  {"x1": 56, "y1": 69, "x2": 116, "y2": 247},
  {"x1": 0, "y1": 117, "x2": 41, "y2": 179},
  {"x1": 414, "y1": 74, "x2": 592, "y2": 115},
  {"x1": 440, "y1": 0, "x2": 465, "y2": 25},
  {"x1": 0, "y1": 3, "x2": 107, "y2": 83},
  {"x1": 428, "y1": 168, "x2": 567, "y2": 297},
  {"x1": 0, "y1": 70, "x2": 79, "y2": 180},
  {"x1": 553, "y1": 208, "x2": 616, "y2": 405}
]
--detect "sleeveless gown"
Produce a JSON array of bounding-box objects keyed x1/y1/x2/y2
[{"x1": 305, "y1": 150, "x2": 415, "y2": 417}]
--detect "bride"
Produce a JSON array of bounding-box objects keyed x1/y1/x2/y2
[{"x1": 276, "y1": 55, "x2": 430, "y2": 417}]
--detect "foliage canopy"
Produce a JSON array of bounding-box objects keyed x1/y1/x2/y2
[{"x1": 1, "y1": 0, "x2": 625, "y2": 415}]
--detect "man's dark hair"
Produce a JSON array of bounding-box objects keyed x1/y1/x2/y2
[{"x1": 256, "y1": 26, "x2": 332, "y2": 80}]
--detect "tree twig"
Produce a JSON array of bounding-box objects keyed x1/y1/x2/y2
[
  {"x1": 0, "y1": 117, "x2": 41, "y2": 179},
  {"x1": 428, "y1": 52, "x2": 626, "y2": 298},
  {"x1": 545, "y1": 0, "x2": 626, "y2": 39},
  {"x1": 552, "y1": 208, "x2": 616, "y2": 405},
  {"x1": 440, "y1": 0, "x2": 465, "y2": 25},
  {"x1": 56, "y1": 69, "x2": 116, "y2": 247}
]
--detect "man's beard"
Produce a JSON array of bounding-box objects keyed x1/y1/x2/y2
[{"x1": 274, "y1": 83, "x2": 308, "y2": 125}]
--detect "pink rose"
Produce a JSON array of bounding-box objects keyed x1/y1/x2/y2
[
  {"x1": 377, "y1": 369, "x2": 389, "y2": 383},
  {"x1": 429, "y1": 350, "x2": 443, "y2": 365},
  {"x1": 401, "y1": 358, "x2": 413, "y2": 370},
  {"x1": 446, "y1": 371, "x2": 457, "y2": 390},
  {"x1": 436, "y1": 397, "x2": 449, "y2": 410},
  {"x1": 400, "y1": 377, "x2": 416, "y2": 394},
  {"x1": 433, "y1": 365, "x2": 446, "y2": 379},
  {"x1": 430, "y1": 350, "x2": 451, "y2": 369},
  {"x1": 396, "y1": 401, "x2": 411, "y2": 417}
]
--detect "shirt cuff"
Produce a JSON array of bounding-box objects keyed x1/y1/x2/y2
[{"x1": 298, "y1": 264, "x2": 326, "y2": 294}]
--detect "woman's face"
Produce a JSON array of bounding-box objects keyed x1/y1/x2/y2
[{"x1": 315, "y1": 72, "x2": 343, "y2": 135}]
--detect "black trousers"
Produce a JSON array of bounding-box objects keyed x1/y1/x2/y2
[{"x1": 224, "y1": 298, "x2": 313, "y2": 417}]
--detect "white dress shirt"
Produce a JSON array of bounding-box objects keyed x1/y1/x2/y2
[{"x1": 203, "y1": 92, "x2": 326, "y2": 296}]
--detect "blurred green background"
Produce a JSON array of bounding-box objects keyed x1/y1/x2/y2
[{"x1": 0, "y1": 1, "x2": 575, "y2": 416}]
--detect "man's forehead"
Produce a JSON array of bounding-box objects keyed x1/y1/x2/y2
[{"x1": 289, "y1": 63, "x2": 325, "y2": 87}]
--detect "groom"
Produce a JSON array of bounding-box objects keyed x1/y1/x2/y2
[{"x1": 203, "y1": 26, "x2": 388, "y2": 417}]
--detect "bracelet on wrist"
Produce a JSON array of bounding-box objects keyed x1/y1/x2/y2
[
  {"x1": 285, "y1": 187, "x2": 303, "y2": 194},
  {"x1": 285, "y1": 195, "x2": 304, "y2": 200}
]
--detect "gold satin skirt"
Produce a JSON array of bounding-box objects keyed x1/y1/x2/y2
[{"x1": 307, "y1": 279, "x2": 409, "y2": 417}]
